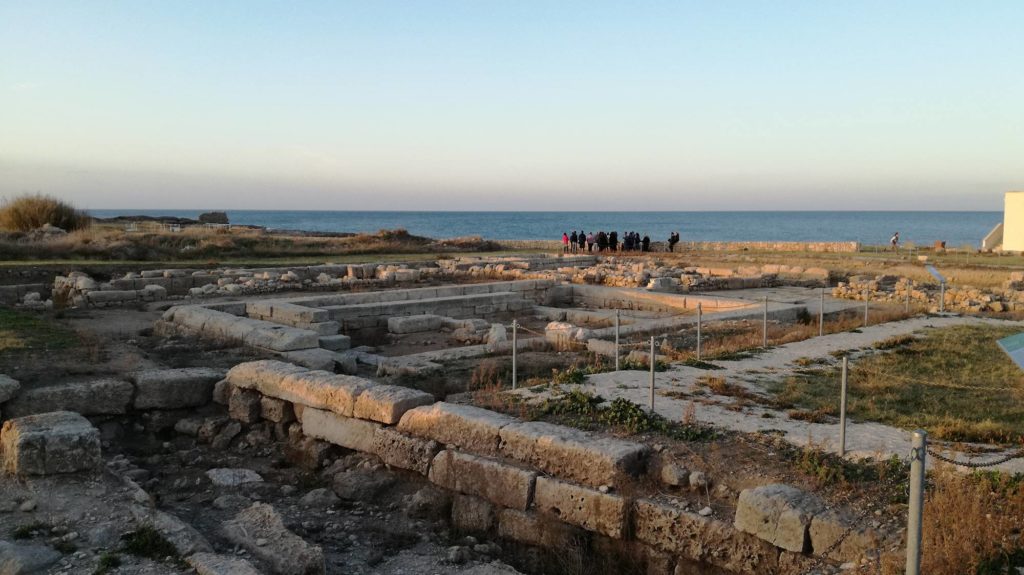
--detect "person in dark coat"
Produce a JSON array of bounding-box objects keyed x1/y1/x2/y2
[
  {"x1": 609, "y1": 231, "x2": 618, "y2": 252},
  {"x1": 641, "y1": 235, "x2": 650, "y2": 252},
  {"x1": 569, "y1": 230, "x2": 578, "y2": 254}
]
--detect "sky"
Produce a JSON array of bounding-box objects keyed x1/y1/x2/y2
[{"x1": 1, "y1": 1, "x2": 1021, "y2": 211}]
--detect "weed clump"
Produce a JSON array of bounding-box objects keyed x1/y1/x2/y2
[
  {"x1": 0, "y1": 193, "x2": 91, "y2": 232},
  {"x1": 122, "y1": 525, "x2": 179, "y2": 561}
]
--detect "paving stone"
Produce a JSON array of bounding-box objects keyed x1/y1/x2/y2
[
  {"x1": 734, "y1": 484, "x2": 825, "y2": 553},
  {"x1": 353, "y1": 385, "x2": 434, "y2": 425},
  {"x1": 372, "y1": 427, "x2": 440, "y2": 475},
  {"x1": 429, "y1": 450, "x2": 536, "y2": 511},
  {"x1": 533, "y1": 476, "x2": 626, "y2": 538},
  {"x1": 221, "y1": 503, "x2": 326, "y2": 575},
  {"x1": 131, "y1": 367, "x2": 224, "y2": 409},
  {"x1": 397, "y1": 402, "x2": 516, "y2": 457},
  {"x1": 4, "y1": 379, "x2": 133, "y2": 417}
]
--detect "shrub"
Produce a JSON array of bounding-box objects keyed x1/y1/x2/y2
[{"x1": 0, "y1": 194, "x2": 91, "y2": 232}]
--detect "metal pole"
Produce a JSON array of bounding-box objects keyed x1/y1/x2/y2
[
  {"x1": 511, "y1": 320, "x2": 518, "y2": 389},
  {"x1": 696, "y1": 303, "x2": 702, "y2": 360},
  {"x1": 906, "y1": 281, "x2": 911, "y2": 314},
  {"x1": 614, "y1": 310, "x2": 620, "y2": 371},
  {"x1": 863, "y1": 291, "x2": 869, "y2": 327},
  {"x1": 819, "y1": 287, "x2": 825, "y2": 337},
  {"x1": 762, "y1": 297, "x2": 768, "y2": 348},
  {"x1": 839, "y1": 356, "x2": 848, "y2": 456},
  {"x1": 649, "y1": 336, "x2": 656, "y2": 412},
  {"x1": 905, "y1": 430, "x2": 927, "y2": 575},
  {"x1": 939, "y1": 282, "x2": 946, "y2": 313}
]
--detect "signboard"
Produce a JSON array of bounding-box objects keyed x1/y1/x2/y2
[
  {"x1": 997, "y1": 332, "x2": 1024, "y2": 372},
  {"x1": 925, "y1": 265, "x2": 946, "y2": 284}
]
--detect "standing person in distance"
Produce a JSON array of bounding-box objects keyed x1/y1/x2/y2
[
  {"x1": 578, "y1": 230, "x2": 586, "y2": 254},
  {"x1": 609, "y1": 230, "x2": 618, "y2": 252},
  {"x1": 569, "y1": 230, "x2": 578, "y2": 254},
  {"x1": 890, "y1": 232, "x2": 900, "y2": 252},
  {"x1": 561, "y1": 232, "x2": 570, "y2": 253}
]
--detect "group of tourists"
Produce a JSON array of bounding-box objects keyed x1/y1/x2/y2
[{"x1": 562, "y1": 230, "x2": 681, "y2": 253}]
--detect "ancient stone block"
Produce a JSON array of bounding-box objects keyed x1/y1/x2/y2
[
  {"x1": 131, "y1": 367, "x2": 224, "y2": 409},
  {"x1": 318, "y1": 335, "x2": 351, "y2": 351},
  {"x1": 353, "y1": 385, "x2": 434, "y2": 425},
  {"x1": 301, "y1": 407, "x2": 381, "y2": 453},
  {"x1": 0, "y1": 374, "x2": 20, "y2": 403},
  {"x1": 809, "y1": 509, "x2": 881, "y2": 562},
  {"x1": 533, "y1": 476, "x2": 626, "y2": 539},
  {"x1": 280, "y1": 348, "x2": 337, "y2": 371},
  {"x1": 212, "y1": 379, "x2": 233, "y2": 405},
  {"x1": 4, "y1": 378, "x2": 134, "y2": 418},
  {"x1": 634, "y1": 498, "x2": 778, "y2": 575},
  {"x1": 259, "y1": 397, "x2": 295, "y2": 423},
  {"x1": 451, "y1": 494, "x2": 495, "y2": 533},
  {"x1": 226, "y1": 361, "x2": 369, "y2": 417},
  {"x1": 428, "y1": 450, "x2": 536, "y2": 511},
  {"x1": 1, "y1": 411, "x2": 101, "y2": 475},
  {"x1": 498, "y1": 421, "x2": 648, "y2": 488},
  {"x1": 221, "y1": 503, "x2": 326, "y2": 575},
  {"x1": 496, "y1": 509, "x2": 585, "y2": 550},
  {"x1": 371, "y1": 427, "x2": 440, "y2": 475},
  {"x1": 397, "y1": 402, "x2": 515, "y2": 457},
  {"x1": 734, "y1": 484, "x2": 824, "y2": 553},
  {"x1": 188, "y1": 551, "x2": 262, "y2": 574},
  {"x1": 229, "y1": 388, "x2": 262, "y2": 424}
]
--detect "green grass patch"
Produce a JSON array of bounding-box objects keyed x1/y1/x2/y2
[
  {"x1": 534, "y1": 388, "x2": 715, "y2": 441},
  {"x1": 682, "y1": 357, "x2": 724, "y2": 370},
  {"x1": 93, "y1": 553, "x2": 121, "y2": 575},
  {"x1": 122, "y1": 525, "x2": 179, "y2": 562},
  {"x1": 766, "y1": 324, "x2": 1024, "y2": 443},
  {"x1": 0, "y1": 308, "x2": 79, "y2": 357},
  {"x1": 11, "y1": 521, "x2": 50, "y2": 539}
]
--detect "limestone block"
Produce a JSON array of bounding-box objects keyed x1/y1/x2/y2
[
  {"x1": 259, "y1": 397, "x2": 295, "y2": 423},
  {"x1": 131, "y1": 367, "x2": 224, "y2": 409},
  {"x1": 397, "y1": 402, "x2": 515, "y2": 457},
  {"x1": 353, "y1": 385, "x2": 434, "y2": 425},
  {"x1": 229, "y1": 388, "x2": 262, "y2": 424},
  {"x1": 1, "y1": 411, "x2": 101, "y2": 475},
  {"x1": 308, "y1": 321, "x2": 341, "y2": 336},
  {"x1": 272, "y1": 303, "x2": 329, "y2": 325},
  {"x1": 318, "y1": 335, "x2": 351, "y2": 351},
  {"x1": 533, "y1": 476, "x2": 626, "y2": 538},
  {"x1": 221, "y1": 503, "x2": 326, "y2": 575},
  {"x1": 227, "y1": 361, "x2": 371, "y2": 417},
  {"x1": 734, "y1": 484, "x2": 824, "y2": 553},
  {"x1": 301, "y1": 407, "x2": 381, "y2": 453},
  {"x1": 280, "y1": 348, "x2": 337, "y2": 371},
  {"x1": 498, "y1": 421, "x2": 648, "y2": 488},
  {"x1": 0, "y1": 374, "x2": 21, "y2": 403},
  {"x1": 371, "y1": 427, "x2": 440, "y2": 475},
  {"x1": 451, "y1": 494, "x2": 495, "y2": 533},
  {"x1": 86, "y1": 290, "x2": 138, "y2": 304},
  {"x1": 387, "y1": 314, "x2": 444, "y2": 334},
  {"x1": 428, "y1": 450, "x2": 536, "y2": 511},
  {"x1": 0, "y1": 541, "x2": 61, "y2": 574},
  {"x1": 634, "y1": 498, "x2": 778, "y2": 575},
  {"x1": 809, "y1": 509, "x2": 881, "y2": 562},
  {"x1": 4, "y1": 379, "x2": 133, "y2": 418},
  {"x1": 212, "y1": 379, "x2": 233, "y2": 405},
  {"x1": 497, "y1": 509, "x2": 584, "y2": 549},
  {"x1": 187, "y1": 553, "x2": 262, "y2": 575}
]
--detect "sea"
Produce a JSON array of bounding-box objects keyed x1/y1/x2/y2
[{"x1": 88, "y1": 210, "x2": 1001, "y2": 249}]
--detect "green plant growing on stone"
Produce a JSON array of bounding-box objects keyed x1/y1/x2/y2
[
  {"x1": 122, "y1": 525, "x2": 179, "y2": 562},
  {"x1": 93, "y1": 553, "x2": 121, "y2": 575}
]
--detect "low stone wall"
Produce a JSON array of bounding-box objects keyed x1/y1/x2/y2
[
  {"x1": 0, "y1": 283, "x2": 52, "y2": 306},
  {"x1": 679, "y1": 241, "x2": 861, "y2": 253},
  {"x1": 833, "y1": 273, "x2": 1024, "y2": 313},
  {"x1": 214, "y1": 360, "x2": 867, "y2": 574}
]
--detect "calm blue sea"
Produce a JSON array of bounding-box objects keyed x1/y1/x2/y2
[{"x1": 88, "y1": 210, "x2": 1001, "y2": 248}]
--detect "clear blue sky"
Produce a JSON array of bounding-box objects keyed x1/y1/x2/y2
[{"x1": 1, "y1": 1, "x2": 1020, "y2": 210}]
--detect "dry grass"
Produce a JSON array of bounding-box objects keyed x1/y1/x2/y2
[
  {"x1": 914, "y1": 466, "x2": 1024, "y2": 574},
  {"x1": 0, "y1": 194, "x2": 91, "y2": 232},
  {"x1": 0, "y1": 225, "x2": 500, "y2": 262}
]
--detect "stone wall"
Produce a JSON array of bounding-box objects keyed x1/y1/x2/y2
[{"x1": 211, "y1": 360, "x2": 866, "y2": 574}]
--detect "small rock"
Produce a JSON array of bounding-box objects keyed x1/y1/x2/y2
[
  {"x1": 660, "y1": 462, "x2": 689, "y2": 487},
  {"x1": 206, "y1": 468, "x2": 263, "y2": 487},
  {"x1": 689, "y1": 471, "x2": 708, "y2": 490},
  {"x1": 299, "y1": 488, "x2": 340, "y2": 508},
  {"x1": 446, "y1": 546, "x2": 471, "y2": 565},
  {"x1": 19, "y1": 500, "x2": 37, "y2": 512},
  {"x1": 698, "y1": 506, "x2": 713, "y2": 517}
]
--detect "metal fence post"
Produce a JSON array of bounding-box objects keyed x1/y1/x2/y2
[
  {"x1": 696, "y1": 303, "x2": 702, "y2": 360},
  {"x1": 906, "y1": 430, "x2": 927, "y2": 575},
  {"x1": 939, "y1": 281, "x2": 946, "y2": 313},
  {"x1": 762, "y1": 296, "x2": 768, "y2": 348},
  {"x1": 819, "y1": 287, "x2": 825, "y2": 337},
  {"x1": 649, "y1": 336, "x2": 656, "y2": 412},
  {"x1": 839, "y1": 356, "x2": 848, "y2": 456},
  {"x1": 906, "y1": 281, "x2": 912, "y2": 314},
  {"x1": 863, "y1": 291, "x2": 869, "y2": 327},
  {"x1": 511, "y1": 320, "x2": 518, "y2": 389},
  {"x1": 614, "y1": 310, "x2": 620, "y2": 371}
]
